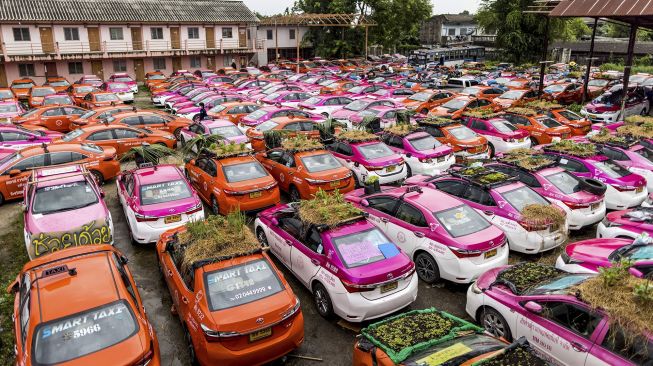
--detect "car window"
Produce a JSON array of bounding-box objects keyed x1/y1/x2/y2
[
  {"x1": 434, "y1": 204, "x2": 491, "y2": 237},
  {"x1": 500, "y1": 186, "x2": 549, "y2": 212},
  {"x1": 19, "y1": 275, "x2": 30, "y2": 345},
  {"x1": 63, "y1": 107, "x2": 85, "y2": 115},
  {"x1": 334, "y1": 142, "x2": 353, "y2": 156},
  {"x1": 544, "y1": 171, "x2": 581, "y2": 194},
  {"x1": 470, "y1": 120, "x2": 487, "y2": 131},
  {"x1": 299, "y1": 153, "x2": 341, "y2": 173},
  {"x1": 120, "y1": 116, "x2": 141, "y2": 126},
  {"x1": 384, "y1": 135, "x2": 404, "y2": 148},
  {"x1": 367, "y1": 196, "x2": 399, "y2": 215},
  {"x1": 112, "y1": 253, "x2": 139, "y2": 306},
  {"x1": 600, "y1": 147, "x2": 629, "y2": 161},
  {"x1": 12, "y1": 155, "x2": 46, "y2": 172},
  {"x1": 593, "y1": 160, "x2": 631, "y2": 178},
  {"x1": 114, "y1": 128, "x2": 140, "y2": 139},
  {"x1": 305, "y1": 227, "x2": 324, "y2": 254},
  {"x1": 539, "y1": 301, "x2": 602, "y2": 338},
  {"x1": 396, "y1": 203, "x2": 428, "y2": 227},
  {"x1": 601, "y1": 325, "x2": 653, "y2": 364},
  {"x1": 202, "y1": 159, "x2": 217, "y2": 176},
  {"x1": 88, "y1": 130, "x2": 114, "y2": 141},
  {"x1": 463, "y1": 186, "x2": 495, "y2": 206},
  {"x1": 140, "y1": 180, "x2": 193, "y2": 205},
  {"x1": 279, "y1": 217, "x2": 303, "y2": 238},
  {"x1": 423, "y1": 125, "x2": 445, "y2": 138},
  {"x1": 283, "y1": 122, "x2": 301, "y2": 131},
  {"x1": 434, "y1": 180, "x2": 466, "y2": 197},
  {"x1": 1, "y1": 132, "x2": 31, "y2": 142},
  {"x1": 357, "y1": 142, "x2": 394, "y2": 160},
  {"x1": 556, "y1": 157, "x2": 590, "y2": 173},
  {"x1": 41, "y1": 108, "x2": 64, "y2": 117},
  {"x1": 332, "y1": 227, "x2": 396, "y2": 268}
]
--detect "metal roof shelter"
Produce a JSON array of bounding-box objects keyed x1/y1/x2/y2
[
  {"x1": 260, "y1": 14, "x2": 377, "y2": 71},
  {"x1": 529, "y1": 0, "x2": 653, "y2": 114}
]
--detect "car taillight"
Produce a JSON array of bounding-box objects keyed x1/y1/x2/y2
[
  {"x1": 135, "y1": 212, "x2": 159, "y2": 222},
  {"x1": 133, "y1": 341, "x2": 154, "y2": 366},
  {"x1": 340, "y1": 278, "x2": 376, "y2": 293},
  {"x1": 563, "y1": 201, "x2": 590, "y2": 209},
  {"x1": 201, "y1": 323, "x2": 240, "y2": 342},
  {"x1": 614, "y1": 185, "x2": 637, "y2": 192},
  {"x1": 281, "y1": 297, "x2": 301, "y2": 321},
  {"x1": 419, "y1": 157, "x2": 433, "y2": 163},
  {"x1": 363, "y1": 165, "x2": 381, "y2": 171},
  {"x1": 448, "y1": 246, "x2": 482, "y2": 258},
  {"x1": 502, "y1": 137, "x2": 517, "y2": 143},
  {"x1": 186, "y1": 202, "x2": 203, "y2": 215}
]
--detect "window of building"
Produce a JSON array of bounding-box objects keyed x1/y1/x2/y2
[
  {"x1": 68, "y1": 62, "x2": 84, "y2": 74},
  {"x1": 153, "y1": 57, "x2": 166, "y2": 70},
  {"x1": 109, "y1": 27, "x2": 124, "y2": 40},
  {"x1": 64, "y1": 27, "x2": 79, "y2": 41},
  {"x1": 188, "y1": 27, "x2": 199, "y2": 39},
  {"x1": 222, "y1": 27, "x2": 233, "y2": 38},
  {"x1": 190, "y1": 57, "x2": 201, "y2": 68},
  {"x1": 18, "y1": 64, "x2": 35, "y2": 77},
  {"x1": 113, "y1": 60, "x2": 127, "y2": 72},
  {"x1": 289, "y1": 29, "x2": 296, "y2": 40},
  {"x1": 150, "y1": 27, "x2": 164, "y2": 40},
  {"x1": 447, "y1": 28, "x2": 456, "y2": 36},
  {"x1": 460, "y1": 28, "x2": 468, "y2": 35},
  {"x1": 267, "y1": 29, "x2": 273, "y2": 40},
  {"x1": 13, "y1": 28, "x2": 30, "y2": 42}
]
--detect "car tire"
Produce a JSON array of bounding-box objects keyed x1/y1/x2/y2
[
  {"x1": 352, "y1": 172, "x2": 361, "y2": 188},
  {"x1": 415, "y1": 252, "x2": 440, "y2": 284},
  {"x1": 185, "y1": 327, "x2": 199, "y2": 366},
  {"x1": 90, "y1": 170, "x2": 104, "y2": 186},
  {"x1": 480, "y1": 307, "x2": 513, "y2": 341},
  {"x1": 487, "y1": 142, "x2": 495, "y2": 158},
  {"x1": 289, "y1": 185, "x2": 301, "y2": 202},
  {"x1": 0, "y1": 193, "x2": 4, "y2": 206},
  {"x1": 211, "y1": 196, "x2": 220, "y2": 215},
  {"x1": 256, "y1": 228, "x2": 269, "y2": 247},
  {"x1": 174, "y1": 128, "x2": 183, "y2": 141},
  {"x1": 530, "y1": 137, "x2": 539, "y2": 147},
  {"x1": 313, "y1": 282, "x2": 334, "y2": 319},
  {"x1": 580, "y1": 178, "x2": 607, "y2": 196}
]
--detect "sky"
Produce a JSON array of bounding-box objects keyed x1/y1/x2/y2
[{"x1": 241, "y1": 0, "x2": 481, "y2": 16}]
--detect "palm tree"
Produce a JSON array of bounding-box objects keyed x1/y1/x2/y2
[
  {"x1": 181, "y1": 133, "x2": 225, "y2": 158},
  {"x1": 121, "y1": 143, "x2": 178, "y2": 167}
]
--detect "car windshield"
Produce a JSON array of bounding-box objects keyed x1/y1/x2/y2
[
  {"x1": 345, "y1": 100, "x2": 369, "y2": 111},
  {"x1": 32, "y1": 88, "x2": 55, "y2": 97},
  {"x1": 78, "y1": 110, "x2": 96, "y2": 119},
  {"x1": 357, "y1": 142, "x2": 395, "y2": 160},
  {"x1": 32, "y1": 180, "x2": 99, "y2": 214},
  {"x1": 593, "y1": 91, "x2": 622, "y2": 105},
  {"x1": 537, "y1": 117, "x2": 562, "y2": 128},
  {"x1": 0, "y1": 104, "x2": 18, "y2": 113},
  {"x1": 76, "y1": 86, "x2": 95, "y2": 94},
  {"x1": 544, "y1": 85, "x2": 566, "y2": 93},
  {"x1": 0, "y1": 90, "x2": 14, "y2": 98},
  {"x1": 300, "y1": 153, "x2": 342, "y2": 173},
  {"x1": 255, "y1": 120, "x2": 278, "y2": 132},
  {"x1": 348, "y1": 86, "x2": 365, "y2": 94},
  {"x1": 527, "y1": 274, "x2": 591, "y2": 295},
  {"x1": 44, "y1": 96, "x2": 72, "y2": 105},
  {"x1": 113, "y1": 77, "x2": 133, "y2": 82},
  {"x1": 588, "y1": 79, "x2": 609, "y2": 87},
  {"x1": 559, "y1": 110, "x2": 582, "y2": 121},
  {"x1": 211, "y1": 125, "x2": 243, "y2": 138},
  {"x1": 448, "y1": 126, "x2": 477, "y2": 140},
  {"x1": 62, "y1": 129, "x2": 85, "y2": 142},
  {"x1": 246, "y1": 109, "x2": 268, "y2": 120},
  {"x1": 435, "y1": 205, "x2": 491, "y2": 238},
  {"x1": 147, "y1": 74, "x2": 165, "y2": 80},
  {"x1": 12, "y1": 83, "x2": 34, "y2": 89},
  {"x1": 33, "y1": 301, "x2": 137, "y2": 365},
  {"x1": 593, "y1": 160, "x2": 631, "y2": 178},
  {"x1": 204, "y1": 258, "x2": 284, "y2": 311},
  {"x1": 501, "y1": 186, "x2": 549, "y2": 212},
  {"x1": 409, "y1": 92, "x2": 430, "y2": 102},
  {"x1": 491, "y1": 119, "x2": 518, "y2": 133},
  {"x1": 223, "y1": 161, "x2": 268, "y2": 183},
  {"x1": 96, "y1": 94, "x2": 119, "y2": 102},
  {"x1": 408, "y1": 135, "x2": 442, "y2": 150},
  {"x1": 109, "y1": 83, "x2": 128, "y2": 90},
  {"x1": 332, "y1": 227, "x2": 397, "y2": 268},
  {"x1": 544, "y1": 171, "x2": 581, "y2": 194},
  {"x1": 264, "y1": 92, "x2": 280, "y2": 101},
  {"x1": 499, "y1": 90, "x2": 523, "y2": 100},
  {"x1": 441, "y1": 99, "x2": 468, "y2": 111},
  {"x1": 140, "y1": 180, "x2": 192, "y2": 205},
  {"x1": 49, "y1": 80, "x2": 70, "y2": 87},
  {"x1": 208, "y1": 105, "x2": 226, "y2": 113},
  {"x1": 303, "y1": 97, "x2": 322, "y2": 105}
]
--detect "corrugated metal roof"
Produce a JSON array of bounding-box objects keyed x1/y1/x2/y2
[
  {"x1": 550, "y1": 0, "x2": 653, "y2": 17},
  {"x1": 0, "y1": 0, "x2": 259, "y2": 23}
]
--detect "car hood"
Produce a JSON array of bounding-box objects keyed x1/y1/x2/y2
[
  {"x1": 584, "y1": 102, "x2": 619, "y2": 113},
  {"x1": 566, "y1": 238, "x2": 632, "y2": 262},
  {"x1": 27, "y1": 204, "x2": 109, "y2": 236}
]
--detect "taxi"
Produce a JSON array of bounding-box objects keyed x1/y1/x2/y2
[
  {"x1": 502, "y1": 107, "x2": 572, "y2": 146},
  {"x1": 68, "y1": 84, "x2": 98, "y2": 104},
  {"x1": 10, "y1": 78, "x2": 36, "y2": 100},
  {"x1": 206, "y1": 101, "x2": 261, "y2": 124},
  {"x1": 69, "y1": 105, "x2": 135, "y2": 129},
  {"x1": 0, "y1": 88, "x2": 17, "y2": 101},
  {"x1": 144, "y1": 71, "x2": 167, "y2": 89},
  {"x1": 400, "y1": 90, "x2": 455, "y2": 114},
  {"x1": 44, "y1": 76, "x2": 72, "y2": 93},
  {"x1": 27, "y1": 86, "x2": 57, "y2": 108},
  {"x1": 59, "y1": 123, "x2": 176, "y2": 156},
  {"x1": 102, "y1": 110, "x2": 193, "y2": 139},
  {"x1": 246, "y1": 117, "x2": 322, "y2": 152},
  {"x1": 417, "y1": 118, "x2": 490, "y2": 160},
  {"x1": 428, "y1": 96, "x2": 499, "y2": 120},
  {"x1": 8, "y1": 245, "x2": 161, "y2": 365},
  {"x1": 79, "y1": 92, "x2": 124, "y2": 109},
  {"x1": 13, "y1": 105, "x2": 88, "y2": 133}
]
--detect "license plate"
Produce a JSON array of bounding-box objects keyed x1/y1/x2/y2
[
  {"x1": 484, "y1": 248, "x2": 497, "y2": 259},
  {"x1": 590, "y1": 202, "x2": 600, "y2": 211},
  {"x1": 250, "y1": 191, "x2": 262, "y2": 198},
  {"x1": 380, "y1": 281, "x2": 398, "y2": 293},
  {"x1": 164, "y1": 214, "x2": 181, "y2": 224},
  {"x1": 636, "y1": 187, "x2": 644, "y2": 193},
  {"x1": 386, "y1": 165, "x2": 396, "y2": 172},
  {"x1": 249, "y1": 327, "x2": 272, "y2": 342},
  {"x1": 330, "y1": 180, "x2": 340, "y2": 187}
]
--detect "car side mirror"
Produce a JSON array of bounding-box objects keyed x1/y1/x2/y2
[
  {"x1": 629, "y1": 267, "x2": 644, "y2": 278},
  {"x1": 361, "y1": 199, "x2": 369, "y2": 207},
  {"x1": 138, "y1": 133, "x2": 147, "y2": 138},
  {"x1": 483, "y1": 210, "x2": 494, "y2": 216},
  {"x1": 7, "y1": 279, "x2": 19, "y2": 294},
  {"x1": 271, "y1": 218, "x2": 279, "y2": 226},
  {"x1": 100, "y1": 190, "x2": 105, "y2": 198},
  {"x1": 524, "y1": 301, "x2": 542, "y2": 314},
  {"x1": 9, "y1": 169, "x2": 20, "y2": 177},
  {"x1": 165, "y1": 240, "x2": 175, "y2": 253}
]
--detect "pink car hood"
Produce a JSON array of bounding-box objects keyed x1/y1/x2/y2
[{"x1": 26, "y1": 204, "x2": 110, "y2": 243}]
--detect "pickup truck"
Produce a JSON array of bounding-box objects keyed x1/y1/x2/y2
[{"x1": 443, "y1": 78, "x2": 479, "y2": 90}]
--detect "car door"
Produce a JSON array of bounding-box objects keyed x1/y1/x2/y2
[
  {"x1": 160, "y1": 243, "x2": 194, "y2": 319},
  {"x1": 187, "y1": 158, "x2": 208, "y2": 200},
  {"x1": 270, "y1": 216, "x2": 301, "y2": 268},
  {"x1": 197, "y1": 159, "x2": 217, "y2": 200},
  {"x1": 290, "y1": 226, "x2": 324, "y2": 287},
  {"x1": 514, "y1": 300, "x2": 602, "y2": 366},
  {"x1": 113, "y1": 127, "x2": 145, "y2": 155},
  {"x1": 589, "y1": 323, "x2": 652, "y2": 366},
  {"x1": 365, "y1": 195, "x2": 400, "y2": 232},
  {"x1": 62, "y1": 106, "x2": 86, "y2": 128},
  {"x1": 386, "y1": 202, "x2": 430, "y2": 256},
  {"x1": 0, "y1": 154, "x2": 46, "y2": 199},
  {"x1": 40, "y1": 107, "x2": 68, "y2": 132}
]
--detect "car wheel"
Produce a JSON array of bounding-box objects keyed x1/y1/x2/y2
[
  {"x1": 415, "y1": 252, "x2": 440, "y2": 284},
  {"x1": 211, "y1": 196, "x2": 220, "y2": 215},
  {"x1": 480, "y1": 307, "x2": 512, "y2": 341},
  {"x1": 289, "y1": 185, "x2": 301, "y2": 202},
  {"x1": 256, "y1": 228, "x2": 269, "y2": 247},
  {"x1": 185, "y1": 327, "x2": 199, "y2": 366},
  {"x1": 173, "y1": 128, "x2": 182, "y2": 140},
  {"x1": 487, "y1": 143, "x2": 495, "y2": 158},
  {"x1": 0, "y1": 193, "x2": 4, "y2": 206},
  {"x1": 313, "y1": 282, "x2": 334, "y2": 319},
  {"x1": 530, "y1": 137, "x2": 539, "y2": 147},
  {"x1": 352, "y1": 172, "x2": 361, "y2": 188},
  {"x1": 90, "y1": 170, "x2": 104, "y2": 186}
]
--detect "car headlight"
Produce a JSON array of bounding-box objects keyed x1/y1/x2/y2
[
  {"x1": 471, "y1": 281, "x2": 482, "y2": 294},
  {"x1": 164, "y1": 135, "x2": 176, "y2": 140},
  {"x1": 560, "y1": 251, "x2": 581, "y2": 264},
  {"x1": 601, "y1": 217, "x2": 620, "y2": 227}
]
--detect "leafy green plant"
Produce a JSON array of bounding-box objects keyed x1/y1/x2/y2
[
  {"x1": 521, "y1": 204, "x2": 566, "y2": 227},
  {"x1": 181, "y1": 133, "x2": 225, "y2": 158},
  {"x1": 298, "y1": 189, "x2": 363, "y2": 227},
  {"x1": 478, "y1": 172, "x2": 510, "y2": 184},
  {"x1": 567, "y1": 103, "x2": 583, "y2": 114},
  {"x1": 506, "y1": 107, "x2": 537, "y2": 116},
  {"x1": 461, "y1": 109, "x2": 502, "y2": 119},
  {"x1": 633, "y1": 280, "x2": 653, "y2": 302},
  {"x1": 525, "y1": 100, "x2": 563, "y2": 111},
  {"x1": 384, "y1": 123, "x2": 417, "y2": 137},
  {"x1": 367, "y1": 312, "x2": 455, "y2": 352},
  {"x1": 263, "y1": 130, "x2": 288, "y2": 149},
  {"x1": 316, "y1": 118, "x2": 344, "y2": 141},
  {"x1": 495, "y1": 263, "x2": 561, "y2": 294},
  {"x1": 546, "y1": 140, "x2": 597, "y2": 157},
  {"x1": 281, "y1": 135, "x2": 323, "y2": 152},
  {"x1": 365, "y1": 175, "x2": 379, "y2": 185},
  {"x1": 480, "y1": 345, "x2": 547, "y2": 366},
  {"x1": 598, "y1": 259, "x2": 634, "y2": 287},
  {"x1": 120, "y1": 143, "x2": 178, "y2": 165},
  {"x1": 336, "y1": 129, "x2": 379, "y2": 143}
]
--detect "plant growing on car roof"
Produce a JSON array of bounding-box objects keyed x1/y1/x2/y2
[
  {"x1": 633, "y1": 280, "x2": 653, "y2": 302},
  {"x1": 506, "y1": 107, "x2": 537, "y2": 116},
  {"x1": 499, "y1": 149, "x2": 555, "y2": 171},
  {"x1": 617, "y1": 122, "x2": 653, "y2": 139},
  {"x1": 181, "y1": 133, "x2": 225, "y2": 159},
  {"x1": 461, "y1": 109, "x2": 502, "y2": 119},
  {"x1": 336, "y1": 129, "x2": 379, "y2": 143},
  {"x1": 298, "y1": 189, "x2": 363, "y2": 227},
  {"x1": 384, "y1": 123, "x2": 417, "y2": 137},
  {"x1": 597, "y1": 258, "x2": 633, "y2": 287},
  {"x1": 281, "y1": 135, "x2": 323, "y2": 152},
  {"x1": 263, "y1": 129, "x2": 289, "y2": 150},
  {"x1": 208, "y1": 141, "x2": 251, "y2": 159},
  {"x1": 546, "y1": 139, "x2": 597, "y2": 157},
  {"x1": 477, "y1": 172, "x2": 510, "y2": 185},
  {"x1": 520, "y1": 204, "x2": 566, "y2": 227},
  {"x1": 525, "y1": 100, "x2": 563, "y2": 111},
  {"x1": 625, "y1": 115, "x2": 653, "y2": 125},
  {"x1": 494, "y1": 263, "x2": 562, "y2": 294},
  {"x1": 315, "y1": 118, "x2": 344, "y2": 142},
  {"x1": 418, "y1": 116, "x2": 457, "y2": 127},
  {"x1": 120, "y1": 143, "x2": 178, "y2": 166},
  {"x1": 480, "y1": 343, "x2": 547, "y2": 366}
]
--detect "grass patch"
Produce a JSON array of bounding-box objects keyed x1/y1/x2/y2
[
  {"x1": 499, "y1": 149, "x2": 556, "y2": 171},
  {"x1": 520, "y1": 204, "x2": 566, "y2": 227},
  {"x1": 525, "y1": 100, "x2": 563, "y2": 111},
  {"x1": 336, "y1": 130, "x2": 379, "y2": 143},
  {"x1": 545, "y1": 140, "x2": 597, "y2": 157},
  {"x1": 417, "y1": 116, "x2": 458, "y2": 127},
  {"x1": 461, "y1": 109, "x2": 503, "y2": 119},
  {"x1": 478, "y1": 344, "x2": 547, "y2": 366},
  {"x1": 624, "y1": 115, "x2": 653, "y2": 125},
  {"x1": 588, "y1": 128, "x2": 632, "y2": 147},
  {"x1": 506, "y1": 107, "x2": 537, "y2": 116},
  {"x1": 0, "y1": 214, "x2": 29, "y2": 365},
  {"x1": 384, "y1": 124, "x2": 418, "y2": 137},
  {"x1": 298, "y1": 189, "x2": 363, "y2": 227},
  {"x1": 281, "y1": 135, "x2": 323, "y2": 152},
  {"x1": 494, "y1": 263, "x2": 562, "y2": 294},
  {"x1": 617, "y1": 122, "x2": 653, "y2": 139},
  {"x1": 206, "y1": 142, "x2": 251, "y2": 159}
]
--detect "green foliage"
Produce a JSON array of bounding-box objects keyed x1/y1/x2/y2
[
  {"x1": 298, "y1": 189, "x2": 364, "y2": 227},
  {"x1": 599, "y1": 62, "x2": 653, "y2": 74},
  {"x1": 181, "y1": 133, "x2": 225, "y2": 158},
  {"x1": 598, "y1": 259, "x2": 633, "y2": 287},
  {"x1": 365, "y1": 175, "x2": 379, "y2": 185},
  {"x1": 495, "y1": 263, "x2": 561, "y2": 294},
  {"x1": 367, "y1": 312, "x2": 455, "y2": 352},
  {"x1": 633, "y1": 281, "x2": 653, "y2": 303},
  {"x1": 567, "y1": 103, "x2": 582, "y2": 114},
  {"x1": 120, "y1": 143, "x2": 178, "y2": 164}
]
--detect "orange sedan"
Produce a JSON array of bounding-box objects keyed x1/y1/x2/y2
[
  {"x1": 246, "y1": 117, "x2": 323, "y2": 152},
  {"x1": 207, "y1": 101, "x2": 261, "y2": 124},
  {"x1": 0, "y1": 88, "x2": 16, "y2": 101},
  {"x1": 144, "y1": 71, "x2": 167, "y2": 89},
  {"x1": 401, "y1": 90, "x2": 454, "y2": 114},
  {"x1": 0, "y1": 143, "x2": 120, "y2": 203},
  {"x1": 69, "y1": 105, "x2": 135, "y2": 129},
  {"x1": 428, "y1": 96, "x2": 499, "y2": 119},
  {"x1": 320, "y1": 79, "x2": 357, "y2": 95},
  {"x1": 9, "y1": 245, "x2": 161, "y2": 366},
  {"x1": 493, "y1": 89, "x2": 539, "y2": 108},
  {"x1": 502, "y1": 108, "x2": 572, "y2": 145},
  {"x1": 79, "y1": 91, "x2": 124, "y2": 109},
  {"x1": 67, "y1": 84, "x2": 98, "y2": 104},
  {"x1": 13, "y1": 105, "x2": 88, "y2": 133},
  {"x1": 102, "y1": 110, "x2": 192, "y2": 139},
  {"x1": 185, "y1": 146, "x2": 280, "y2": 215},
  {"x1": 417, "y1": 118, "x2": 490, "y2": 159},
  {"x1": 44, "y1": 76, "x2": 72, "y2": 93},
  {"x1": 460, "y1": 85, "x2": 505, "y2": 100},
  {"x1": 544, "y1": 107, "x2": 591, "y2": 136},
  {"x1": 255, "y1": 138, "x2": 354, "y2": 200},
  {"x1": 59, "y1": 123, "x2": 176, "y2": 156},
  {"x1": 10, "y1": 78, "x2": 36, "y2": 100},
  {"x1": 27, "y1": 86, "x2": 56, "y2": 108}
]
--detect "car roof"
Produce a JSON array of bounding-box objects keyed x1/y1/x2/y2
[
  {"x1": 19, "y1": 143, "x2": 87, "y2": 157},
  {"x1": 133, "y1": 165, "x2": 183, "y2": 185},
  {"x1": 201, "y1": 119, "x2": 233, "y2": 127},
  {"x1": 269, "y1": 116, "x2": 314, "y2": 124},
  {"x1": 386, "y1": 186, "x2": 465, "y2": 212}
]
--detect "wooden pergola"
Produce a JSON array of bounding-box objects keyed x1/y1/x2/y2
[{"x1": 259, "y1": 13, "x2": 377, "y2": 71}]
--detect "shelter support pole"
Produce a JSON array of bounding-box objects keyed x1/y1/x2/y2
[
  {"x1": 296, "y1": 25, "x2": 300, "y2": 73},
  {"x1": 538, "y1": 17, "x2": 551, "y2": 97},
  {"x1": 365, "y1": 26, "x2": 369, "y2": 60},
  {"x1": 275, "y1": 21, "x2": 279, "y2": 63},
  {"x1": 582, "y1": 17, "x2": 599, "y2": 104},
  {"x1": 620, "y1": 24, "x2": 638, "y2": 118}
]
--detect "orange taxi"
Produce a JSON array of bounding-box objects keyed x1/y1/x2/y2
[
  {"x1": 44, "y1": 76, "x2": 72, "y2": 93},
  {"x1": 68, "y1": 84, "x2": 98, "y2": 104},
  {"x1": 417, "y1": 118, "x2": 490, "y2": 160},
  {"x1": 401, "y1": 90, "x2": 454, "y2": 114},
  {"x1": 460, "y1": 85, "x2": 505, "y2": 99},
  {"x1": 60, "y1": 123, "x2": 176, "y2": 156},
  {"x1": 101, "y1": 110, "x2": 192, "y2": 139},
  {"x1": 255, "y1": 137, "x2": 354, "y2": 200},
  {"x1": 14, "y1": 105, "x2": 88, "y2": 133},
  {"x1": 207, "y1": 101, "x2": 261, "y2": 124},
  {"x1": 9, "y1": 245, "x2": 161, "y2": 366},
  {"x1": 79, "y1": 91, "x2": 124, "y2": 109},
  {"x1": 502, "y1": 107, "x2": 572, "y2": 145},
  {"x1": 525, "y1": 102, "x2": 591, "y2": 136},
  {"x1": 246, "y1": 117, "x2": 323, "y2": 152},
  {"x1": 319, "y1": 79, "x2": 356, "y2": 95},
  {"x1": 0, "y1": 88, "x2": 16, "y2": 101},
  {"x1": 144, "y1": 71, "x2": 167, "y2": 88},
  {"x1": 428, "y1": 96, "x2": 499, "y2": 119},
  {"x1": 493, "y1": 89, "x2": 539, "y2": 108},
  {"x1": 27, "y1": 86, "x2": 57, "y2": 108},
  {"x1": 0, "y1": 143, "x2": 120, "y2": 203},
  {"x1": 10, "y1": 78, "x2": 36, "y2": 100},
  {"x1": 185, "y1": 144, "x2": 280, "y2": 215},
  {"x1": 69, "y1": 105, "x2": 135, "y2": 129},
  {"x1": 157, "y1": 216, "x2": 303, "y2": 366}
]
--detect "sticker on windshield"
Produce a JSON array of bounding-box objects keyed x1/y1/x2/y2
[{"x1": 416, "y1": 342, "x2": 472, "y2": 365}]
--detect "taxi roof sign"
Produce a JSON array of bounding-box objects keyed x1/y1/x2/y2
[{"x1": 37, "y1": 165, "x2": 83, "y2": 177}]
